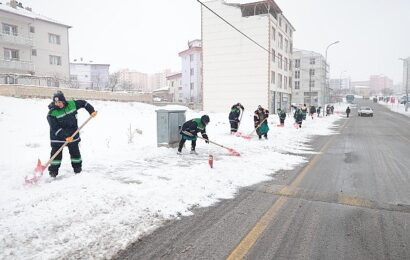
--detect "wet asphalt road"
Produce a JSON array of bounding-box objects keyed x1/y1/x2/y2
[{"x1": 114, "y1": 100, "x2": 410, "y2": 260}]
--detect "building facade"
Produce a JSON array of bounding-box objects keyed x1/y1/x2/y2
[
  {"x1": 292, "y1": 50, "x2": 326, "y2": 106},
  {"x1": 351, "y1": 75, "x2": 394, "y2": 95},
  {"x1": 0, "y1": 0, "x2": 70, "y2": 85},
  {"x1": 166, "y1": 72, "x2": 182, "y2": 102},
  {"x1": 202, "y1": 0, "x2": 295, "y2": 113},
  {"x1": 70, "y1": 60, "x2": 110, "y2": 90},
  {"x1": 179, "y1": 39, "x2": 202, "y2": 104}
]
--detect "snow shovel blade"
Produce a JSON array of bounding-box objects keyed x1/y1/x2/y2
[
  {"x1": 228, "y1": 148, "x2": 240, "y2": 156},
  {"x1": 25, "y1": 159, "x2": 46, "y2": 184},
  {"x1": 241, "y1": 135, "x2": 252, "y2": 140}
]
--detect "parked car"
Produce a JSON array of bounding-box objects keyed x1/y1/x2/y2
[{"x1": 358, "y1": 106, "x2": 373, "y2": 117}]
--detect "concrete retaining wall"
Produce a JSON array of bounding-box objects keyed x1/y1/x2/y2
[{"x1": 0, "y1": 84, "x2": 153, "y2": 103}]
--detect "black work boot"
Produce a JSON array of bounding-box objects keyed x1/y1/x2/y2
[
  {"x1": 73, "y1": 167, "x2": 82, "y2": 174},
  {"x1": 49, "y1": 171, "x2": 58, "y2": 178}
]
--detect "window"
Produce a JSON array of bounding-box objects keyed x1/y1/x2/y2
[
  {"x1": 290, "y1": 42, "x2": 293, "y2": 53},
  {"x1": 30, "y1": 26, "x2": 35, "y2": 33},
  {"x1": 295, "y1": 70, "x2": 300, "y2": 79},
  {"x1": 271, "y1": 49, "x2": 275, "y2": 62},
  {"x1": 284, "y1": 57, "x2": 288, "y2": 71},
  {"x1": 290, "y1": 30, "x2": 292, "y2": 37},
  {"x1": 295, "y1": 59, "x2": 300, "y2": 68},
  {"x1": 309, "y1": 69, "x2": 315, "y2": 76},
  {"x1": 289, "y1": 77, "x2": 292, "y2": 88},
  {"x1": 285, "y1": 39, "x2": 288, "y2": 53},
  {"x1": 190, "y1": 54, "x2": 194, "y2": 62},
  {"x1": 278, "y1": 74, "x2": 282, "y2": 88},
  {"x1": 190, "y1": 82, "x2": 194, "y2": 90},
  {"x1": 4, "y1": 48, "x2": 19, "y2": 60},
  {"x1": 278, "y1": 33, "x2": 283, "y2": 49},
  {"x1": 271, "y1": 26, "x2": 276, "y2": 41},
  {"x1": 70, "y1": 75, "x2": 78, "y2": 81},
  {"x1": 31, "y1": 49, "x2": 37, "y2": 56},
  {"x1": 49, "y1": 55, "x2": 62, "y2": 65},
  {"x1": 49, "y1": 33, "x2": 61, "y2": 44},
  {"x1": 310, "y1": 58, "x2": 315, "y2": 65},
  {"x1": 279, "y1": 17, "x2": 282, "y2": 27},
  {"x1": 289, "y1": 60, "x2": 292, "y2": 70},
  {"x1": 190, "y1": 68, "x2": 194, "y2": 76},
  {"x1": 2, "y1": 23, "x2": 18, "y2": 36},
  {"x1": 47, "y1": 79, "x2": 59, "y2": 88},
  {"x1": 271, "y1": 71, "x2": 275, "y2": 84},
  {"x1": 5, "y1": 76, "x2": 17, "y2": 84},
  {"x1": 309, "y1": 80, "x2": 315, "y2": 88},
  {"x1": 285, "y1": 24, "x2": 288, "y2": 33},
  {"x1": 295, "y1": 81, "x2": 300, "y2": 89},
  {"x1": 278, "y1": 54, "x2": 283, "y2": 69},
  {"x1": 284, "y1": 76, "x2": 287, "y2": 89}
]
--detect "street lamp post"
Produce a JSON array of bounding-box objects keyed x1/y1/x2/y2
[
  {"x1": 399, "y1": 58, "x2": 409, "y2": 112},
  {"x1": 324, "y1": 41, "x2": 340, "y2": 109}
]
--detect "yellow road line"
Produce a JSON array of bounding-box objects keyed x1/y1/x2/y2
[{"x1": 227, "y1": 119, "x2": 349, "y2": 260}]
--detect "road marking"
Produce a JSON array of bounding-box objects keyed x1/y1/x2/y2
[{"x1": 227, "y1": 119, "x2": 349, "y2": 260}]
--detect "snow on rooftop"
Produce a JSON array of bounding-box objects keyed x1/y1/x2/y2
[{"x1": 0, "y1": 2, "x2": 70, "y2": 27}]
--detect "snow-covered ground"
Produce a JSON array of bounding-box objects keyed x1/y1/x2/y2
[
  {"x1": 378, "y1": 100, "x2": 410, "y2": 117},
  {"x1": 0, "y1": 96, "x2": 347, "y2": 259}
]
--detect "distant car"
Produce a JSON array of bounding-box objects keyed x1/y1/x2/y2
[{"x1": 358, "y1": 106, "x2": 373, "y2": 117}]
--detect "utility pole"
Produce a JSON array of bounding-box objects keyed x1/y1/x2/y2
[
  {"x1": 399, "y1": 58, "x2": 409, "y2": 112},
  {"x1": 324, "y1": 41, "x2": 340, "y2": 110}
]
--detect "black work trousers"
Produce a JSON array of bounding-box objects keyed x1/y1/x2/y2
[{"x1": 48, "y1": 142, "x2": 82, "y2": 173}]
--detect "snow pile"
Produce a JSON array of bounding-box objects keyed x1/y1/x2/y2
[
  {"x1": 0, "y1": 96, "x2": 345, "y2": 259},
  {"x1": 378, "y1": 100, "x2": 410, "y2": 117}
]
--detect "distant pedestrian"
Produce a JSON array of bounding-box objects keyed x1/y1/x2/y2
[
  {"x1": 294, "y1": 108, "x2": 304, "y2": 128},
  {"x1": 254, "y1": 105, "x2": 269, "y2": 139},
  {"x1": 277, "y1": 108, "x2": 286, "y2": 127},
  {"x1": 309, "y1": 105, "x2": 316, "y2": 119},
  {"x1": 331, "y1": 105, "x2": 335, "y2": 114},
  {"x1": 178, "y1": 115, "x2": 210, "y2": 155},
  {"x1": 316, "y1": 107, "x2": 321, "y2": 117},
  {"x1": 228, "y1": 103, "x2": 244, "y2": 134},
  {"x1": 326, "y1": 105, "x2": 331, "y2": 116},
  {"x1": 346, "y1": 106, "x2": 351, "y2": 118}
]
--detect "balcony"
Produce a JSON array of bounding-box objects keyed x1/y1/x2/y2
[
  {"x1": 0, "y1": 59, "x2": 34, "y2": 72},
  {"x1": 0, "y1": 32, "x2": 33, "y2": 46}
]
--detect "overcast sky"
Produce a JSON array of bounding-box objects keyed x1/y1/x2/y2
[{"x1": 21, "y1": 0, "x2": 410, "y2": 83}]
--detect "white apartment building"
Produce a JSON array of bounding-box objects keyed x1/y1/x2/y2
[
  {"x1": 0, "y1": 0, "x2": 70, "y2": 85},
  {"x1": 179, "y1": 39, "x2": 202, "y2": 104},
  {"x1": 70, "y1": 60, "x2": 110, "y2": 90},
  {"x1": 202, "y1": 0, "x2": 294, "y2": 113},
  {"x1": 166, "y1": 72, "x2": 182, "y2": 102},
  {"x1": 292, "y1": 50, "x2": 326, "y2": 106},
  {"x1": 118, "y1": 69, "x2": 148, "y2": 92}
]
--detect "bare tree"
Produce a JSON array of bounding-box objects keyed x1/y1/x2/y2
[{"x1": 109, "y1": 71, "x2": 120, "y2": 92}]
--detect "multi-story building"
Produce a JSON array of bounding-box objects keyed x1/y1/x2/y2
[
  {"x1": 351, "y1": 75, "x2": 394, "y2": 95},
  {"x1": 202, "y1": 0, "x2": 295, "y2": 113},
  {"x1": 0, "y1": 0, "x2": 70, "y2": 85},
  {"x1": 118, "y1": 69, "x2": 149, "y2": 92},
  {"x1": 179, "y1": 39, "x2": 202, "y2": 104},
  {"x1": 148, "y1": 69, "x2": 171, "y2": 92},
  {"x1": 166, "y1": 72, "x2": 182, "y2": 102},
  {"x1": 70, "y1": 59, "x2": 110, "y2": 90},
  {"x1": 329, "y1": 78, "x2": 350, "y2": 91},
  {"x1": 292, "y1": 50, "x2": 326, "y2": 106}
]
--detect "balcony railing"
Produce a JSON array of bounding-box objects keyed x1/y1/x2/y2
[
  {"x1": 0, "y1": 32, "x2": 33, "y2": 46},
  {"x1": 0, "y1": 59, "x2": 34, "y2": 72}
]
